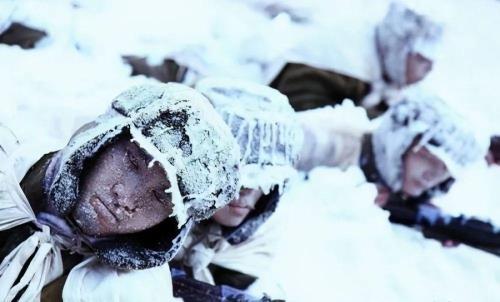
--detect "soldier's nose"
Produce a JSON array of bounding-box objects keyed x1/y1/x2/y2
[{"x1": 111, "y1": 183, "x2": 137, "y2": 210}]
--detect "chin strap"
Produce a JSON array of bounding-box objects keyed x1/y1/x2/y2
[{"x1": 35, "y1": 212, "x2": 93, "y2": 256}]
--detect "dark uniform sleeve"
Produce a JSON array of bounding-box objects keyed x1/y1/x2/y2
[
  {"x1": 0, "y1": 22, "x2": 47, "y2": 49},
  {"x1": 208, "y1": 263, "x2": 257, "y2": 290},
  {"x1": 122, "y1": 56, "x2": 188, "y2": 83},
  {"x1": 269, "y1": 62, "x2": 371, "y2": 111}
]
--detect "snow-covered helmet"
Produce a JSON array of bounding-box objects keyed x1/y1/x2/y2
[
  {"x1": 372, "y1": 89, "x2": 487, "y2": 195},
  {"x1": 376, "y1": 2, "x2": 443, "y2": 86},
  {"x1": 196, "y1": 77, "x2": 303, "y2": 194}
]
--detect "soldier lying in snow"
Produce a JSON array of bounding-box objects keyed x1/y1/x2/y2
[
  {"x1": 0, "y1": 83, "x2": 241, "y2": 301},
  {"x1": 297, "y1": 90, "x2": 491, "y2": 250},
  {"x1": 297, "y1": 89, "x2": 487, "y2": 205},
  {"x1": 270, "y1": 3, "x2": 443, "y2": 118},
  {"x1": 171, "y1": 78, "x2": 303, "y2": 301}
]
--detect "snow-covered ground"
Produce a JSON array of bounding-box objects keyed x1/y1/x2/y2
[
  {"x1": 275, "y1": 168, "x2": 500, "y2": 301},
  {"x1": 2, "y1": 0, "x2": 500, "y2": 301}
]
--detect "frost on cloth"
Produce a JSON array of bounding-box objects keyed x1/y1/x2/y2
[
  {"x1": 196, "y1": 77, "x2": 303, "y2": 194},
  {"x1": 296, "y1": 100, "x2": 372, "y2": 172},
  {"x1": 372, "y1": 89, "x2": 488, "y2": 194}
]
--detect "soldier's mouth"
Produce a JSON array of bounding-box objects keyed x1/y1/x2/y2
[
  {"x1": 228, "y1": 204, "x2": 251, "y2": 216},
  {"x1": 229, "y1": 200, "x2": 254, "y2": 210},
  {"x1": 90, "y1": 195, "x2": 120, "y2": 223}
]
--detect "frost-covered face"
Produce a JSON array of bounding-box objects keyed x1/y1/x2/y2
[
  {"x1": 212, "y1": 188, "x2": 263, "y2": 227},
  {"x1": 406, "y1": 52, "x2": 433, "y2": 85},
  {"x1": 72, "y1": 136, "x2": 173, "y2": 236},
  {"x1": 402, "y1": 145, "x2": 450, "y2": 197}
]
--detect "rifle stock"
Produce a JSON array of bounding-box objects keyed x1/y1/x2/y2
[
  {"x1": 171, "y1": 268, "x2": 275, "y2": 302},
  {"x1": 383, "y1": 195, "x2": 500, "y2": 256}
]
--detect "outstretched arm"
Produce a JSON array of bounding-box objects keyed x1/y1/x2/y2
[
  {"x1": 270, "y1": 63, "x2": 370, "y2": 112},
  {"x1": 296, "y1": 103, "x2": 369, "y2": 172}
]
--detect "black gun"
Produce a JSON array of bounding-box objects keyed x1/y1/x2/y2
[
  {"x1": 383, "y1": 195, "x2": 500, "y2": 257},
  {"x1": 171, "y1": 268, "x2": 278, "y2": 302}
]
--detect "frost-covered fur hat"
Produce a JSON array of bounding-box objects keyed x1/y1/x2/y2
[
  {"x1": 42, "y1": 83, "x2": 240, "y2": 269},
  {"x1": 196, "y1": 78, "x2": 303, "y2": 194},
  {"x1": 372, "y1": 90, "x2": 487, "y2": 194},
  {"x1": 376, "y1": 3, "x2": 443, "y2": 86}
]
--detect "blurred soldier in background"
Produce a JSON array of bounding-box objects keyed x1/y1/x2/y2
[
  {"x1": 171, "y1": 78, "x2": 302, "y2": 302},
  {"x1": 270, "y1": 3, "x2": 443, "y2": 118}
]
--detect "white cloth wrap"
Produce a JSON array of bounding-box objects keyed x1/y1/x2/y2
[
  {"x1": 296, "y1": 100, "x2": 372, "y2": 172},
  {"x1": 0, "y1": 132, "x2": 64, "y2": 302},
  {"x1": 63, "y1": 257, "x2": 179, "y2": 302},
  {"x1": 179, "y1": 214, "x2": 285, "y2": 299}
]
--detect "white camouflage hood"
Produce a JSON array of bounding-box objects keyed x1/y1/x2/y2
[
  {"x1": 196, "y1": 77, "x2": 303, "y2": 194},
  {"x1": 372, "y1": 89, "x2": 487, "y2": 193},
  {"x1": 45, "y1": 83, "x2": 241, "y2": 228},
  {"x1": 376, "y1": 2, "x2": 443, "y2": 86}
]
